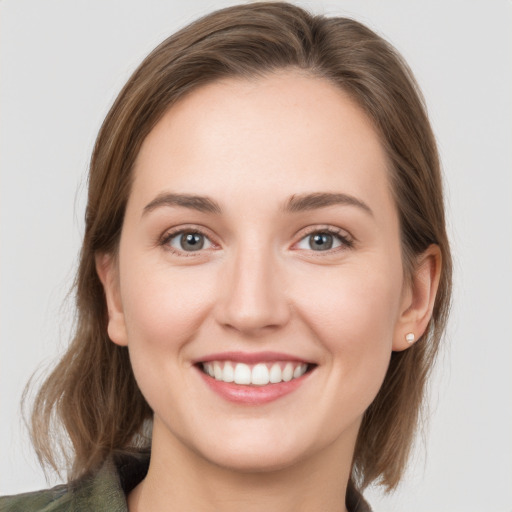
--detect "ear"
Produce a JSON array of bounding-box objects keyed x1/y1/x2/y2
[
  {"x1": 393, "y1": 244, "x2": 442, "y2": 351},
  {"x1": 95, "y1": 252, "x2": 128, "y2": 346}
]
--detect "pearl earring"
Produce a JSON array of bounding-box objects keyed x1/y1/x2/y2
[{"x1": 405, "y1": 332, "x2": 415, "y2": 344}]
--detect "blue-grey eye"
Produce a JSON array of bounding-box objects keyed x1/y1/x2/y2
[
  {"x1": 309, "y1": 233, "x2": 334, "y2": 251},
  {"x1": 168, "y1": 232, "x2": 212, "y2": 252},
  {"x1": 296, "y1": 231, "x2": 345, "y2": 251}
]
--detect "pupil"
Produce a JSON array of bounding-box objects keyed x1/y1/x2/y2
[
  {"x1": 181, "y1": 233, "x2": 204, "y2": 251},
  {"x1": 311, "y1": 233, "x2": 332, "y2": 251}
]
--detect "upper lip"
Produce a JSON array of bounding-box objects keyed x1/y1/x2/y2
[{"x1": 193, "y1": 351, "x2": 311, "y2": 365}]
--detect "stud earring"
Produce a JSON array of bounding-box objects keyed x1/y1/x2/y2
[{"x1": 405, "y1": 332, "x2": 415, "y2": 344}]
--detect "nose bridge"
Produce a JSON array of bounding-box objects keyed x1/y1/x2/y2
[{"x1": 217, "y1": 235, "x2": 290, "y2": 334}]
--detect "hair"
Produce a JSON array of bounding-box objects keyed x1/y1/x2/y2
[{"x1": 29, "y1": 1, "x2": 452, "y2": 492}]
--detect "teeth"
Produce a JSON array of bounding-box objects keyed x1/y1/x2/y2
[
  {"x1": 269, "y1": 363, "x2": 282, "y2": 383},
  {"x1": 222, "y1": 362, "x2": 234, "y2": 382},
  {"x1": 293, "y1": 364, "x2": 304, "y2": 378},
  {"x1": 251, "y1": 363, "x2": 269, "y2": 386},
  {"x1": 202, "y1": 361, "x2": 308, "y2": 386},
  {"x1": 282, "y1": 362, "x2": 293, "y2": 382},
  {"x1": 213, "y1": 362, "x2": 222, "y2": 380},
  {"x1": 234, "y1": 363, "x2": 251, "y2": 384}
]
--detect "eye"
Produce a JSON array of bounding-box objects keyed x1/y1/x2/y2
[
  {"x1": 164, "y1": 230, "x2": 214, "y2": 253},
  {"x1": 295, "y1": 229, "x2": 352, "y2": 252}
]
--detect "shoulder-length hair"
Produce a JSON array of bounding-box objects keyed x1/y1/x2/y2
[{"x1": 30, "y1": 1, "x2": 452, "y2": 491}]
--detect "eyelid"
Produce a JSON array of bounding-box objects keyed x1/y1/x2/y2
[
  {"x1": 159, "y1": 224, "x2": 219, "y2": 256},
  {"x1": 292, "y1": 225, "x2": 355, "y2": 251},
  {"x1": 157, "y1": 223, "x2": 354, "y2": 256}
]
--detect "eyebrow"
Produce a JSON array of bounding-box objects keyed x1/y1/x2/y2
[
  {"x1": 284, "y1": 192, "x2": 373, "y2": 216},
  {"x1": 143, "y1": 193, "x2": 222, "y2": 216},
  {"x1": 142, "y1": 191, "x2": 373, "y2": 217}
]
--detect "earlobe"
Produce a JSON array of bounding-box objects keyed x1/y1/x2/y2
[
  {"x1": 393, "y1": 244, "x2": 442, "y2": 351},
  {"x1": 95, "y1": 252, "x2": 128, "y2": 347}
]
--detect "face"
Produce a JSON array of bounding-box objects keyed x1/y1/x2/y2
[{"x1": 100, "y1": 71, "x2": 416, "y2": 472}]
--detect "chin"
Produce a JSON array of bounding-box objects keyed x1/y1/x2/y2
[
  {"x1": 199, "y1": 441, "x2": 309, "y2": 474},
  {"x1": 183, "y1": 416, "x2": 348, "y2": 475}
]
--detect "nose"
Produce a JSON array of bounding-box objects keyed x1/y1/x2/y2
[{"x1": 215, "y1": 243, "x2": 291, "y2": 336}]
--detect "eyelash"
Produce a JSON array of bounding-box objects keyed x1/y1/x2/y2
[
  {"x1": 159, "y1": 225, "x2": 354, "y2": 256},
  {"x1": 295, "y1": 226, "x2": 354, "y2": 253},
  {"x1": 159, "y1": 226, "x2": 217, "y2": 257}
]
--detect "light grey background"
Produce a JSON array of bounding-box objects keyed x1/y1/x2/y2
[{"x1": 1, "y1": 1, "x2": 511, "y2": 510}]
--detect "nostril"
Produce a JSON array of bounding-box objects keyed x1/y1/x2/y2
[{"x1": 214, "y1": 264, "x2": 291, "y2": 334}]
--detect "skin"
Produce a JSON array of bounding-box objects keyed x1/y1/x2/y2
[{"x1": 97, "y1": 71, "x2": 441, "y2": 512}]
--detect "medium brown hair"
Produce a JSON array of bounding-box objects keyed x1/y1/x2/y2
[{"x1": 29, "y1": 1, "x2": 452, "y2": 491}]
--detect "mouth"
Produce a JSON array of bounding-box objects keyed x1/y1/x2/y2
[
  {"x1": 199, "y1": 360, "x2": 311, "y2": 386},
  {"x1": 194, "y1": 352, "x2": 316, "y2": 404}
]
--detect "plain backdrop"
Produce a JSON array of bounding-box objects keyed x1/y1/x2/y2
[{"x1": 1, "y1": 1, "x2": 511, "y2": 511}]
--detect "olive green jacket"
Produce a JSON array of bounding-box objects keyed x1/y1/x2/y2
[{"x1": 0, "y1": 452, "x2": 372, "y2": 511}]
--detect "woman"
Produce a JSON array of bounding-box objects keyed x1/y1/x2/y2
[{"x1": 0, "y1": 2, "x2": 451, "y2": 511}]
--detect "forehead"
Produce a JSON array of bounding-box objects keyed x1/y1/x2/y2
[{"x1": 130, "y1": 71, "x2": 393, "y2": 216}]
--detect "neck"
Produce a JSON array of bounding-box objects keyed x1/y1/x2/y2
[{"x1": 128, "y1": 418, "x2": 357, "y2": 512}]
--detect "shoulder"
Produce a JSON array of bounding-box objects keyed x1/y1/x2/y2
[
  {"x1": 0, "y1": 450, "x2": 149, "y2": 512},
  {"x1": 0, "y1": 475, "x2": 124, "y2": 512},
  {"x1": 0, "y1": 485, "x2": 72, "y2": 512}
]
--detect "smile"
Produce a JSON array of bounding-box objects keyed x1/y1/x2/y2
[
  {"x1": 201, "y1": 361, "x2": 309, "y2": 386},
  {"x1": 195, "y1": 352, "x2": 315, "y2": 404}
]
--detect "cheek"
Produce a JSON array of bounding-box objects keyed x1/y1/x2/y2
[
  {"x1": 119, "y1": 258, "x2": 217, "y2": 354},
  {"x1": 295, "y1": 261, "x2": 402, "y2": 340},
  {"x1": 292, "y1": 261, "x2": 403, "y2": 401},
  {"x1": 117, "y1": 260, "x2": 220, "y2": 414}
]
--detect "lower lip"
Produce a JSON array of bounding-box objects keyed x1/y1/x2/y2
[{"x1": 197, "y1": 367, "x2": 311, "y2": 405}]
